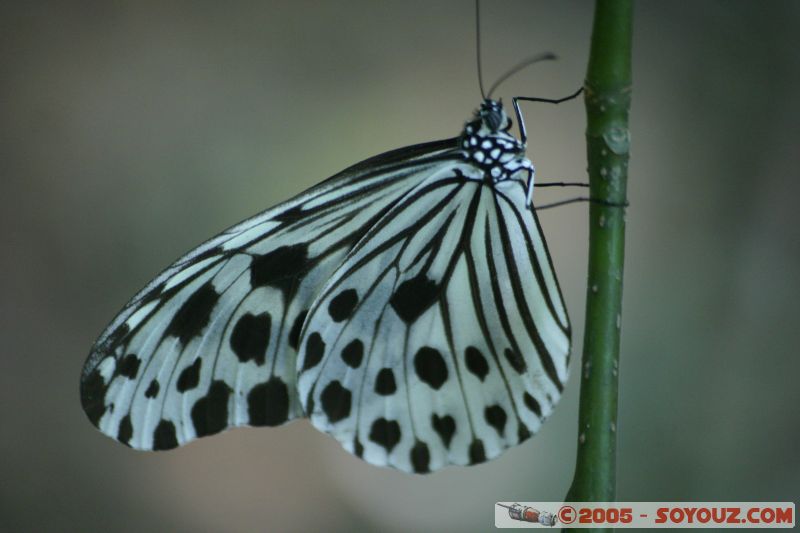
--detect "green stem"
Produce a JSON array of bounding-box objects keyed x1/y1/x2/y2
[{"x1": 565, "y1": 0, "x2": 632, "y2": 520}]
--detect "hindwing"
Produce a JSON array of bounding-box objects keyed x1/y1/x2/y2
[{"x1": 296, "y1": 165, "x2": 570, "y2": 472}]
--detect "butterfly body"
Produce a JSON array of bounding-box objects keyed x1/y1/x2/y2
[
  {"x1": 81, "y1": 99, "x2": 571, "y2": 473},
  {"x1": 461, "y1": 99, "x2": 532, "y2": 186}
]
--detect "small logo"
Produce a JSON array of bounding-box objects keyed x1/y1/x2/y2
[
  {"x1": 496, "y1": 503, "x2": 558, "y2": 526},
  {"x1": 557, "y1": 505, "x2": 577, "y2": 524},
  {"x1": 497, "y1": 502, "x2": 795, "y2": 528}
]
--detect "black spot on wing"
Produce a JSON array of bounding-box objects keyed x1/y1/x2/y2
[
  {"x1": 144, "y1": 379, "x2": 160, "y2": 398},
  {"x1": 341, "y1": 339, "x2": 364, "y2": 368},
  {"x1": 247, "y1": 377, "x2": 290, "y2": 426},
  {"x1": 518, "y1": 423, "x2": 531, "y2": 442},
  {"x1": 176, "y1": 357, "x2": 202, "y2": 392},
  {"x1": 250, "y1": 243, "x2": 308, "y2": 295},
  {"x1": 354, "y1": 438, "x2": 364, "y2": 458},
  {"x1": 320, "y1": 380, "x2": 352, "y2": 423},
  {"x1": 301, "y1": 332, "x2": 325, "y2": 371},
  {"x1": 469, "y1": 439, "x2": 486, "y2": 464},
  {"x1": 153, "y1": 419, "x2": 178, "y2": 450},
  {"x1": 165, "y1": 282, "x2": 220, "y2": 346},
  {"x1": 464, "y1": 346, "x2": 489, "y2": 381},
  {"x1": 523, "y1": 392, "x2": 542, "y2": 417},
  {"x1": 328, "y1": 289, "x2": 358, "y2": 322},
  {"x1": 117, "y1": 354, "x2": 141, "y2": 379},
  {"x1": 504, "y1": 348, "x2": 527, "y2": 374},
  {"x1": 191, "y1": 380, "x2": 232, "y2": 437},
  {"x1": 80, "y1": 367, "x2": 110, "y2": 426},
  {"x1": 410, "y1": 441, "x2": 430, "y2": 473},
  {"x1": 431, "y1": 414, "x2": 456, "y2": 448},
  {"x1": 369, "y1": 418, "x2": 401, "y2": 452},
  {"x1": 230, "y1": 312, "x2": 271, "y2": 365},
  {"x1": 288, "y1": 309, "x2": 309, "y2": 350},
  {"x1": 484, "y1": 405, "x2": 507, "y2": 436},
  {"x1": 414, "y1": 346, "x2": 448, "y2": 390},
  {"x1": 390, "y1": 275, "x2": 440, "y2": 323},
  {"x1": 270, "y1": 204, "x2": 303, "y2": 224},
  {"x1": 117, "y1": 415, "x2": 132, "y2": 446},
  {"x1": 374, "y1": 368, "x2": 397, "y2": 395}
]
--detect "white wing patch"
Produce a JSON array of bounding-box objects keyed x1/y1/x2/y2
[{"x1": 297, "y1": 167, "x2": 570, "y2": 473}]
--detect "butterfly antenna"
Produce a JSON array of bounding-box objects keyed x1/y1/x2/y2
[
  {"x1": 486, "y1": 52, "x2": 558, "y2": 99},
  {"x1": 476, "y1": 0, "x2": 487, "y2": 99}
]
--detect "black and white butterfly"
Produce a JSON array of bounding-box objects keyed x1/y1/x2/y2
[{"x1": 80, "y1": 93, "x2": 572, "y2": 474}]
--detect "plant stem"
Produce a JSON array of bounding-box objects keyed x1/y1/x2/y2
[{"x1": 565, "y1": 0, "x2": 632, "y2": 518}]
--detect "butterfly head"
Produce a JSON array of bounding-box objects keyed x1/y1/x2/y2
[
  {"x1": 460, "y1": 99, "x2": 532, "y2": 183},
  {"x1": 477, "y1": 99, "x2": 512, "y2": 132}
]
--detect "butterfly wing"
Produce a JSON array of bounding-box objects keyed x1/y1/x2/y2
[
  {"x1": 80, "y1": 138, "x2": 463, "y2": 450},
  {"x1": 296, "y1": 164, "x2": 571, "y2": 473}
]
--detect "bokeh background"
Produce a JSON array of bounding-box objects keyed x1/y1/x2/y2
[{"x1": 2, "y1": 0, "x2": 798, "y2": 531}]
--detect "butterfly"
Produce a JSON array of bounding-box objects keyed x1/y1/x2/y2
[{"x1": 80, "y1": 97, "x2": 571, "y2": 474}]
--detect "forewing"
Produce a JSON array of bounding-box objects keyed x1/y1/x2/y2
[
  {"x1": 297, "y1": 168, "x2": 571, "y2": 473},
  {"x1": 80, "y1": 139, "x2": 461, "y2": 450}
]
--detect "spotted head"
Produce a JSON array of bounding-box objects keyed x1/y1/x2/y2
[{"x1": 460, "y1": 99, "x2": 533, "y2": 184}]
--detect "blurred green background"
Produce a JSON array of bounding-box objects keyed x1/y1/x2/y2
[{"x1": 2, "y1": 0, "x2": 798, "y2": 531}]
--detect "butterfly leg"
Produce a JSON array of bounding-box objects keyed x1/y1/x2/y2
[
  {"x1": 534, "y1": 181, "x2": 589, "y2": 188},
  {"x1": 525, "y1": 164, "x2": 536, "y2": 207},
  {"x1": 513, "y1": 87, "x2": 584, "y2": 146},
  {"x1": 534, "y1": 197, "x2": 629, "y2": 211},
  {"x1": 512, "y1": 97, "x2": 529, "y2": 146}
]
